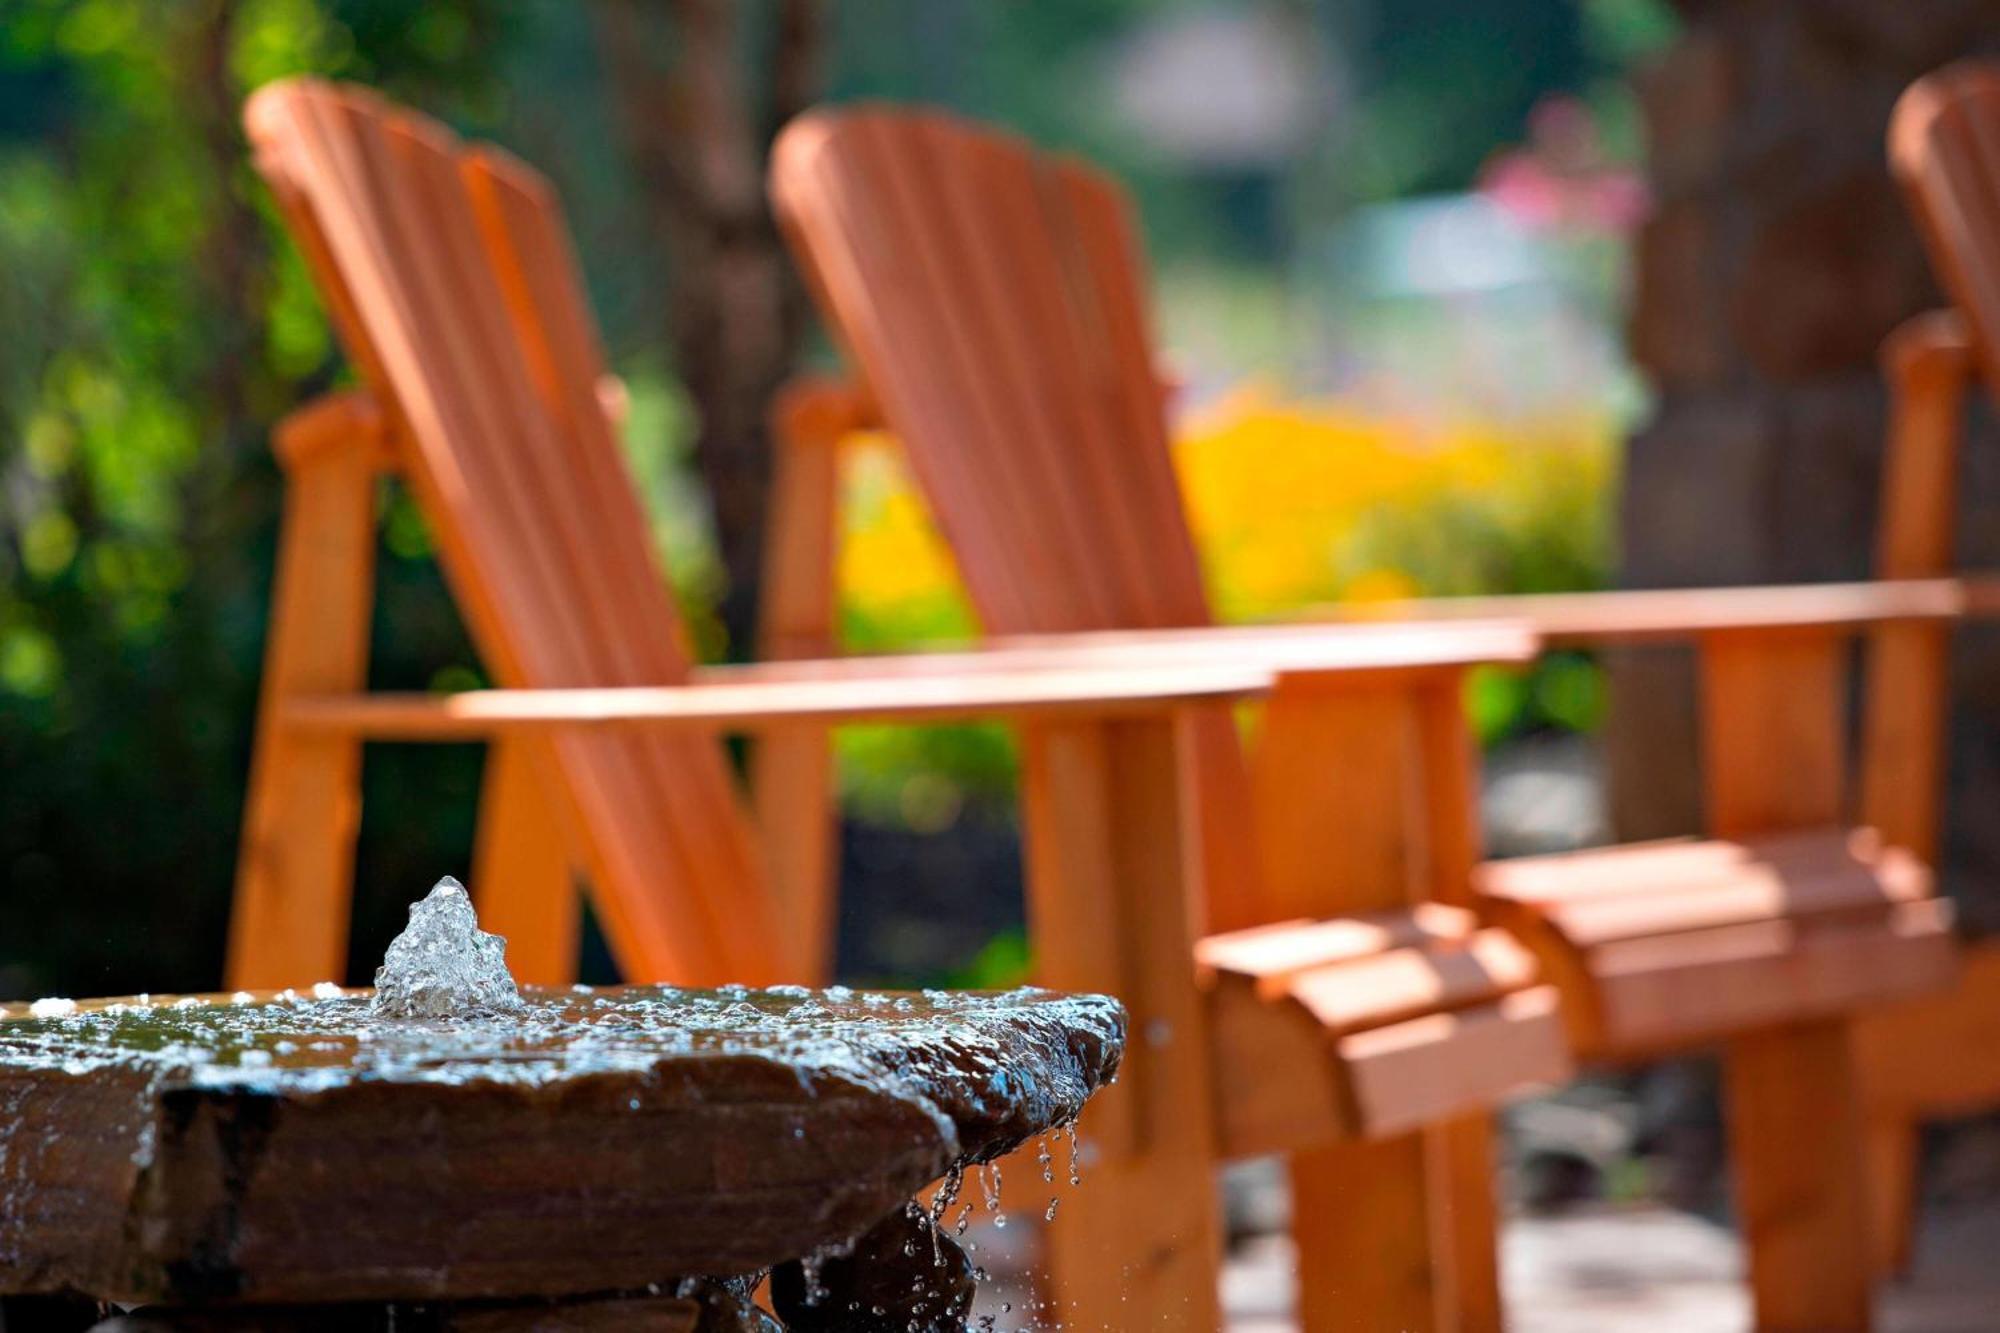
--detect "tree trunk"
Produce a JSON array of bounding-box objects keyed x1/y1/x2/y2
[
  {"x1": 1612, "y1": 1, "x2": 2000, "y2": 924},
  {"x1": 595, "y1": 0, "x2": 825, "y2": 660}
]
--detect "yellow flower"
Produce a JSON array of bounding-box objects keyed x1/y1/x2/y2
[{"x1": 834, "y1": 387, "x2": 1617, "y2": 638}]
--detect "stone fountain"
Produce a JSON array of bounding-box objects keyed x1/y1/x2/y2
[{"x1": 0, "y1": 881, "x2": 1125, "y2": 1331}]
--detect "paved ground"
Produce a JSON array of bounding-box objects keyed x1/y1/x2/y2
[
  {"x1": 1228, "y1": 1197, "x2": 2000, "y2": 1332},
  {"x1": 969, "y1": 1193, "x2": 2000, "y2": 1329}
]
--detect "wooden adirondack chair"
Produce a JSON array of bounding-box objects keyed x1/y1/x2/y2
[
  {"x1": 233, "y1": 76, "x2": 796, "y2": 990},
  {"x1": 768, "y1": 105, "x2": 1967, "y2": 1331},
  {"x1": 227, "y1": 78, "x2": 1370, "y2": 1003},
  {"x1": 1852, "y1": 57, "x2": 2000, "y2": 1282},
  {"x1": 234, "y1": 87, "x2": 1576, "y2": 1333},
  {"x1": 768, "y1": 106, "x2": 1575, "y2": 1332}
]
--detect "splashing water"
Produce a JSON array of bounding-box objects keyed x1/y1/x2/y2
[{"x1": 370, "y1": 877, "x2": 522, "y2": 1019}]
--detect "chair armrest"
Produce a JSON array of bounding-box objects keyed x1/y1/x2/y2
[
  {"x1": 706, "y1": 618, "x2": 1537, "y2": 688},
  {"x1": 279, "y1": 659, "x2": 1275, "y2": 741},
  {"x1": 1278, "y1": 579, "x2": 1972, "y2": 647},
  {"x1": 281, "y1": 618, "x2": 1547, "y2": 742}
]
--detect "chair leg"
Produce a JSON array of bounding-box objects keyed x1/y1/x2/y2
[
  {"x1": 1865, "y1": 1112, "x2": 1921, "y2": 1279},
  {"x1": 1290, "y1": 1115, "x2": 1499, "y2": 1333},
  {"x1": 1294, "y1": 1133, "x2": 1439, "y2": 1331},
  {"x1": 1430, "y1": 1112, "x2": 1505, "y2": 1333},
  {"x1": 472, "y1": 738, "x2": 577, "y2": 985},
  {"x1": 752, "y1": 376, "x2": 860, "y2": 983},
  {"x1": 230, "y1": 730, "x2": 367, "y2": 991},
  {"x1": 749, "y1": 722, "x2": 837, "y2": 982},
  {"x1": 1725, "y1": 1018, "x2": 1875, "y2": 1332},
  {"x1": 227, "y1": 395, "x2": 384, "y2": 991},
  {"x1": 1019, "y1": 716, "x2": 1225, "y2": 1330}
]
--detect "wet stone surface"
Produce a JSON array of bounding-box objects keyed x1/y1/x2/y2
[{"x1": 0, "y1": 983, "x2": 1123, "y2": 1309}]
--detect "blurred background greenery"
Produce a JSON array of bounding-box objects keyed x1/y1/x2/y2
[{"x1": 0, "y1": 0, "x2": 1673, "y2": 996}]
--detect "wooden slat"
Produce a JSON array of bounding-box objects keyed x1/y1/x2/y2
[
  {"x1": 715, "y1": 617, "x2": 1539, "y2": 682},
  {"x1": 1334, "y1": 987, "x2": 1568, "y2": 1140},
  {"x1": 1297, "y1": 577, "x2": 1969, "y2": 644},
  {"x1": 279, "y1": 626, "x2": 1543, "y2": 739},
  {"x1": 1533, "y1": 843, "x2": 1929, "y2": 949},
  {"x1": 1478, "y1": 826, "x2": 1871, "y2": 904},
  {"x1": 1286, "y1": 931, "x2": 1541, "y2": 1037},
  {"x1": 281, "y1": 662, "x2": 1267, "y2": 739},
  {"x1": 1590, "y1": 897, "x2": 1957, "y2": 1056},
  {"x1": 1196, "y1": 904, "x2": 1478, "y2": 994},
  {"x1": 1056, "y1": 156, "x2": 1209, "y2": 621}
]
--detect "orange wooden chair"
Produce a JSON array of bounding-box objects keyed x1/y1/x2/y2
[
  {"x1": 233, "y1": 83, "x2": 1570, "y2": 1333},
  {"x1": 768, "y1": 105, "x2": 1967, "y2": 1331},
  {"x1": 227, "y1": 77, "x2": 1348, "y2": 996},
  {"x1": 769, "y1": 107, "x2": 1576, "y2": 1331},
  {"x1": 1852, "y1": 57, "x2": 2000, "y2": 1283}
]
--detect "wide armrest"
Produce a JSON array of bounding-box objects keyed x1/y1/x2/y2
[
  {"x1": 706, "y1": 618, "x2": 1537, "y2": 689},
  {"x1": 283, "y1": 619, "x2": 1543, "y2": 742},
  {"x1": 1281, "y1": 578, "x2": 1973, "y2": 647},
  {"x1": 280, "y1": 659, "x2": 1276, "y2": 740}
]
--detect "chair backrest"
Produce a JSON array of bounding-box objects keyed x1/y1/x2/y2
[
  {"x1": 1865, "y1": 63, "x2": 2000, "y2": 861},
  {"x1": 772, "y1": 107, "x2": 1337, "y2": 933},
  {"x1": 770, "y1": 106, "x2": 1211, "y2": 635},
  {"x1": 1893, "y1": 61, "x2": 2000, "y2": 404},
  {"x1": 245, "y1": 78, "x2": 781, "y2": 985}
]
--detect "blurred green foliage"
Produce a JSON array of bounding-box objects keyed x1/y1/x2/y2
[{"x1": 0, "y1": 0, "x2": 518, "y2": 997}]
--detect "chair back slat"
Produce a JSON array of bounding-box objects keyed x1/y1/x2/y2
[
  {"x1": 1894, "y1": 63, "x2": 2000, "y2": 402},
  {"x1": 246, "y1": 79, "x2": 779, "y2": 984},
  {"x1": 771, "y1": 107, "x2": 1211, "y2": 633}
]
